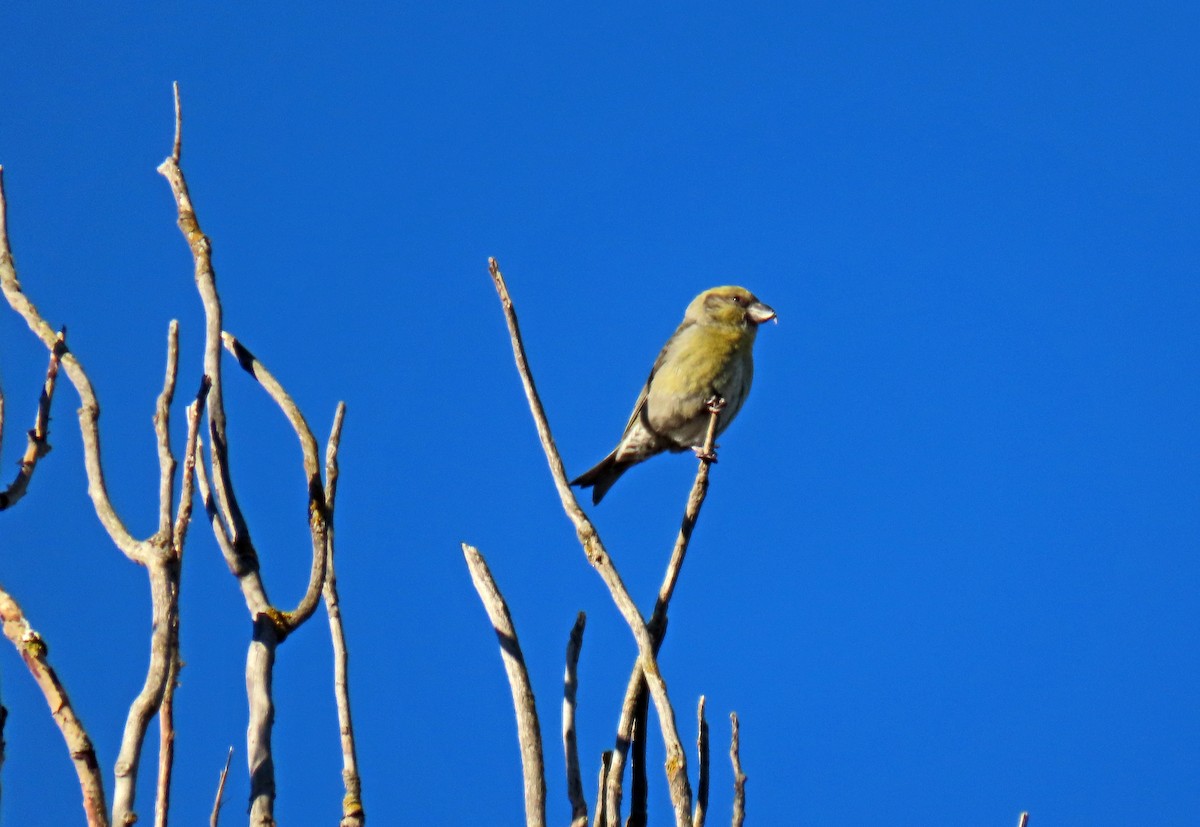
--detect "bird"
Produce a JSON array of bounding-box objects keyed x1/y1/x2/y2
[{"x1": 571, "y1": 285, "x2": 776, "y2": 504}]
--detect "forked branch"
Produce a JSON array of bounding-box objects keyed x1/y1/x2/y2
[{"x1": 486, "y1": 257, "x2": 693, "y2": 827}]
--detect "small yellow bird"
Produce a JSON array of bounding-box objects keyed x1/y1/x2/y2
[{"x1": 571, "y1": 286, "x2": 776, "y2": 504}]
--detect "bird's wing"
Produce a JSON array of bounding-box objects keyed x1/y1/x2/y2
[{"x1": 618, "y1": 319, "x2": 694, "y2": 439}]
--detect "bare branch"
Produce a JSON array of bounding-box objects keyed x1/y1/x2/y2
[
  {"x1": 0, "y1": 328, "x2": 64, "y2": 510},
  {"x1": 693, "y1": 697, "x2": 709, "y2": 827},
  {"x1": 154, "y1": 321, "x2": 181, "y2": 536},
  {"x1": 157, "y1": 91, "x2": 266, "y2": 609},
  {"x1": 153, "y1": 647, "x2": 181, "y2": 827},
  {"x1": 155, "y1": 378, "x2": 206, "y2": 826},
  {"x1": 487, "y1": 258, "x2": 693, "y2": 827},
  {"x1": 112, "y1": 562, "x2": 177, "y2": 825},
  {"x1": 113, "y1": 336, "x2": 206, "y2": 827},
  {"x1": 608, "y1": 403, "x2": 721, "y2": 824},
  {"x1": 221, "y1": 332, "x2": 329, "y2": 627},
  {"x1": 591, "y1": 751, "x2": 613, "y2": 827},
  {"x1": 0, "y1": 584, "x2": 109, "y2": 826},
  {"x1": 0, "y1": 167, "x2": 149, "y2": 563},
  {"x1": 160, "y1": 88, "x2": 334, "y2": 825},
  {"x1": 322, "y1": 403, "x2": 364, "y2": 827},
  {"x1": 210, "y1": 747, "x2": 234, "y2": 827},
  {"x1": 1017, "y1": 813, "x2": 1030, "y2": 827},
  {"x1": 174, "y1": 377, "x2": 211, "y2": 554},
  {"x1": 461, "y1": 543, "x2": 547, "y2": 827},
  {"x1": 729, "y1": 714, "x2": 746, "y2": 827},
  {"x1": 246, "y1": 619, "x2": 280, "y2": 827},
  {"x1": 564, "y1": 612, "x2": 588, "y2": 827},
  {"x1": 168, "y1": 81, "x2": 182, "y2": 165}
]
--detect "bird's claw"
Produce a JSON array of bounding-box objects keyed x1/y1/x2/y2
[
  {"x1": 693, "y1": 445, "x2": 719, "y2": 463},
  {"x1": 705, "y1": 395, "x2": 727, "y2": 414}
]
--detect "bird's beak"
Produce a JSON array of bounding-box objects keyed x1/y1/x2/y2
[{"x1": 748, "y1": 301, "x2": 777, "y2": 324}]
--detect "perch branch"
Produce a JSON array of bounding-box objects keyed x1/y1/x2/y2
[
  {"x1": 609, "y1": 402, "x2": 721, "y2": 824},
  {"x1": 564, "y1": 612, "x2": 588, "y2": 827},
  {"x1": 487, "y1": 257, "x2": 693, "y2": 827},
  {"x1": 0, "y1": 585, "x2": 108, "y2": 826},
  {"x1": 462, "y1": 543, "x2": 546, "y2": 827}
]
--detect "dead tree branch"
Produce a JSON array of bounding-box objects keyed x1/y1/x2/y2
[
  {"x1": 729, "y1": 714, "x2": 746, "y2": 827},
  {"x1": 564, "y1": 612, "x2": 588, "y2": 827},
  {"x1": 321, "y1": 403, "x2": 365, "y2": 827},
  {"x1": 0, "y1": 167, "x2": 148, "y2": 564},
  {"x1": 210, "y1": 747, "x2": 234, "y2": 827},
  {"x1": 610, "y1": 403, "x2": 721, "y2": 825},
  {"x1": 158, "y1": 83, "x2": 339, "y2": 826},
  {"x1": 693, "y1": 697, "x2": 709, "y2": 827},
  {"x1": 486, "y1": 257, "x2": 693, "y2": 827},
  {"x1": 1, "y1": 162, "x2": 210, "y2": 826},
  {"x1": 591, "y1": 751, "x2": 613, "y2": 827},
  {"x1": 0, "y1": 586, "x2": 108, "y2": 827},
  {"x1": 0, "y1": 328, "x2": 65, "y2": 511},
  {"x1": 462, "y1": 543, "x2": 547, "y2": 827}
]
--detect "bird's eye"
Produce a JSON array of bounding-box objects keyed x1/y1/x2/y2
[{"x1": 730, "y1": 295, "x2": 744, "y2": 305}]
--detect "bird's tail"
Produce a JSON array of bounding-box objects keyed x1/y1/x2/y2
[{"x1": 570, "y1": 450, "x2": 630, "y2": 505}]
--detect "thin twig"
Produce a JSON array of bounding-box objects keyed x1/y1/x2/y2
[
  {"x1": 729, "y1": 714, "x2": 746, "y2": 827},
  {"x1": 174, "y1": 378, "x2": 211, "y2": 555},
  {"x1": 0, "y1": 585, "x2": 109, "y2": 826},
  {"x1": 154, "y1": 647, "x2": 181, "y2": 827},
  {"x1": 626, "y1": 697, "x2": 649, "y2": 827},
  {"x1": 693, "y1": 697, "x2": 709, "y2": 827},
  {"x1": 462, "y1": 543, "x2": 547, "y2": 827},
  {"x1": 112, "y1": 326, "x2": 192, "y2": 827},
  {"x1": 487, "y1": 258, "x2": 693, "y2": 827},
  {"x1": 322, "y1": 404, "x2": 364, "y2": 827},
  {"x1": 0, "y1": 328, "x2": 65, "y2": 510},
  {"x1": 564, "y1": 612, "x2": 588, "y2": 827},
  {"x1": 155, "y1": 381, "x2": 208, "y2": 827},
  {"x1": 154, "y1": 321, "x2": 181, "y2": 536},
  {"x1": 1017, "y1": 813, "x2": 1029, "y2": 827},
  {"x1": 592, "y1": 751, "x2": 613, "y2": 827},
  {"x1": 210, "y1": 747, "x2": 234, "y2": 827}
]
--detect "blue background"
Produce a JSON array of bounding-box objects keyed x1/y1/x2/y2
[{"x1": 1, "y1": 3, "x2": 1197, "y2": 825}]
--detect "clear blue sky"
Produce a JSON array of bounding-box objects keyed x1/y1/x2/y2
[{"x1": 1, "y1": 3, "x2": 1197, "y2": 825}]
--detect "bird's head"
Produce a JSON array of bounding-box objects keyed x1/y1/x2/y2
[{"x1": 686, "y1": 286, "x2": 777, "y2": 329}]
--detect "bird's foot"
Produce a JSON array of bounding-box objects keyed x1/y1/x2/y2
[
  {"x1": 705, "y1": 395, "x2": 727, "y2": 414},
  {"x1": 693, "y1": 444, "x2": 719, "y2": 463}
]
